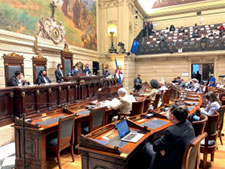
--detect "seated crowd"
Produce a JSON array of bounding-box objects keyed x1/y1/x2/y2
[
  {"x1": 131, "y1": 74, "x2": 224, "y2": 169},
  {"x1": 139, "y1": 22, "x2": 225, "y2": 54}
]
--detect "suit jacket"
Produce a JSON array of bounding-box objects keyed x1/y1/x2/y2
[
  {"x1": 153, "y1": 120, "x2": 195, "y2": 169},
  {"x1": 110, "y1": 95, "x2": 136, "y2": 115},
  {"x1": 37, "y1": 75, "x2": 51, "y2": 85},
  {"x1": 55, "y1": 69, "x2": 64, "y2": 83},
  {"x1": 9, "y1": 76, "x2": 20, "y2": 86},
  {"x1": 134, "y1": 78, "x2": 142, "y2": 90}
]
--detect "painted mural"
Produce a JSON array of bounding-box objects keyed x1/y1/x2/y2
[
  {"x1": 0, "y1": 0, "x2": 97, "y2": 51},
  {"x1": 153, "y1": 0, "x2": 207, "y2": 9}
]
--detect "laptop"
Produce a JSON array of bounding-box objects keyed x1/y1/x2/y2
[{"x1": 116, "y1": 120, "x2": 144, "y2": 143}]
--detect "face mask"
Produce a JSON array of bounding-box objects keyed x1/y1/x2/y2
[
  {"x1": 86, "y1": 66, "x2": 89, "y2": 69},
  {"x1": 43, "y1": 74, "x2": 47, "y2": 77}
]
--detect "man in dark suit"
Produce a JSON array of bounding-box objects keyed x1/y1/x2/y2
[
  {"x1": 55, "y1": 64, "x2": 64, "y2": 83},
  {"x1": 83, "y1": 64, "x2": 91, "y2": 75},
  {"x1": 143, "y1": 102, "x2": 195, "y2": 169},
  {"x1": 9, "y1": 71, "x2": 28, "y2": 86},
  {"x1": 37, "y1": 70, "x2": 51, "y2": 85},
  {"x1": 134, "y1": 74, "x2": 142, "y2": 92}
]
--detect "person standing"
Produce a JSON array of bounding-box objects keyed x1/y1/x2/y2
[
  {"x1": 134, "y1": 74, "x2": 142, "y2": 92},
  {"x1": 148, "y1": 22, "x2": 154, "y2": 36},
  {"x1": 208, "y1": 73, "x2": 216, "y2": 87},
  {"x1": 37, "y1": 70, "x2": 51, "y2": 85},
  {"x1": 196, "y1": 71, "x2": 202, "y2": 84},
  {"x1": 55, "y1": 64, "x2": 64, "y2": 83}
]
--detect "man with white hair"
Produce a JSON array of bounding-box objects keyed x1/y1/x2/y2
[
  {"x1": 110, "y1": 88, "x2": 136, "y2": 118},
  {"x1": 191, "y1": 78, "x2": 202, "y2": 93}
]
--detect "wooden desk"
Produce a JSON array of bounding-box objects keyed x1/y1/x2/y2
[
  {"x1": 77, "y1": 117, "x2": 172, "y2": 169},
  {"x1": 14, "y1": 109, "x2": 73, "y2": 169}
]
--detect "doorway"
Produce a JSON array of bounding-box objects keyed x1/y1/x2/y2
[{"x1": 191, "y1": 63, "x2": 214, "y2": 83}]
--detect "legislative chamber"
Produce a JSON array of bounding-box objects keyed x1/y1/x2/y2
[{"x1": 0, "y1": 0, "x2": 225, "y2": 169}]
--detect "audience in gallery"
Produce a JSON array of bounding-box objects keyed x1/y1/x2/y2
[
  {"x1": 9, "y1": 70, "x2": 29, "y2": 86},
  {"x1": 55, "y1": 64, "x2": 64, "y2": 83},
  {"x1": 37, "y1": 70, "x2": 51, "y2": 85},
  {"x1": 143, "y1": 102, "x2": 195, "y2": 169}
]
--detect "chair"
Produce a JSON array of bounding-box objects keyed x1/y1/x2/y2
[
  {"x1": 48, "y1": 114, "x2": 75, "y2": 169},
  {"x1": 153, "y1": 94, "x2": 161, "y2": 109},
  {"x1": 143, "y1": 97, "x2": 151, "y2": 114},
  {"x1": 200, "y1": 112, "x2": 219, "y2": 169},
  {"x1": 83, "y1": 107, "x2": 106, "y2": 133},
  {"x1": 162, "y1": 89, "x2": 171, "y2": 105},
  {"x1": 130, "y1": 100, "x2": 145, "y2": 116},
  {"x1": 89, "y1": 107, "x2": 107, "y2": 132},
  {"x1": 182, "y1": 132, "x2": 207, "y2": 169},
  {"x1": 218, "y1": 105, "x2": 225, "y2": 145},
  {"x1": 192, "y1": 114, "x2": 208, "y2": 137}
]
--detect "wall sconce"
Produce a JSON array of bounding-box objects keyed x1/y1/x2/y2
[{"x1": 108, "y1": 24, "x2": 117, "y2": 53}]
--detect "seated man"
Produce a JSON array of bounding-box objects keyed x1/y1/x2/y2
[
  {"x1": 110, "y1": 88, "x2": 136, "y2": 118},
  {"x1": 143, "y1": 102, "x2": 195, "y2": 169},
  {"x1": 37, "y1": 70, "x2": 51, "y2": 85},
  {"x1": 9, "y1": 71, "x2": 29, "y2": 86},
  {"x1": 191, "y1": 78, "x2": 202, "y2": 93}
]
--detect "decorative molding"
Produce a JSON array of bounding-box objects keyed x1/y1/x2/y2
[{"x1": 99, "y1": 0, "x2": 124, "y2": 8}]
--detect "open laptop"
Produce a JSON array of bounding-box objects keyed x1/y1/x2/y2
[{"x1": 116, "y1": 120, "x2": 144, "y2": 143}]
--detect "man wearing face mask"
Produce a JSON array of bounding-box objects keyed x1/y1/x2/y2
[
  {"x1": 71, "y1": 65, "x2": 81, "y2": 76},
  {"x1": 208, "y1": 73, "x2": 216, "y2": 87},
  {"x1": 37, "y1": 70, "x2": 51, "y2": 85},
  {"x1": 134, "y1": 74, "x2": 142, "y2": 92},
  {"x1": 83, "y1": 64, "x2": 91, "y2": 75},
  {"x1": 9, "y1": 71, "x2": 29, "y2": 86},
  {"x1": 55, "y1": 64, "x2": 64, "y2": 83},
  {"x1": 143, "y1": 102, "x2": 195, "y2": 169}
]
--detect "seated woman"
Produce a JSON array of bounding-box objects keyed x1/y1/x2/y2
[
  {"x1": 149, "y1": 79, "x2": 160, "y2": 100},
  {"x1": 200, "y1": 90, "x2": 221, "y2": 116}
]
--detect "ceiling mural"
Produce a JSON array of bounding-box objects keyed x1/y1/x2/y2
[
  {"x1": 152, "y1": 0, "x2": 208, "y2": 9},
  {"x1": 0, "y1": 0, "x2": 97, "y2": 51}
]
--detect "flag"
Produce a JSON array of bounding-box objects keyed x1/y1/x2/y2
[{"x1": 115, "y1": 58, "x2": 122, "y2": 84}]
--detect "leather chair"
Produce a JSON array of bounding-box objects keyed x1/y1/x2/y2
[
  {"x1": 143, "y1": 97, "x2": 151, "y2": 114},
  {"x1": 83, "y1": 107, "x2": 106, "y2": 133},
  {"x1": 218, "y1": 105, "x2": 225, "y2": 145},
  {"x1": 48, "y1": 114, "x2": 75, "y2": 169},
  {"x1": 182, "y1": 132, "x2": 207, "y2": 169},
  {"x1": 153, "y1": 93, "x2": 161, "y2": 109},
  {"x1": 200, "y1": 112, "x2": 219, "y2": 169},
  {"x1": 162, "y1": 89, "x2": 171, "y2": 105},
  {"x1": 130, "y1": 100, "x2": 145, "y2": 116},
  {"x1": 192, "y1": 114, "x2": 208, "y2": 137}
]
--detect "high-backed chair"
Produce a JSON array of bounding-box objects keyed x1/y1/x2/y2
[
  {"x1": 3, "y1": 53, "x2": 24, "y2": 86},
  {"x1": 182, "y1": 132, "x2": 207, "y2": 169},
  {"x1": 162, "y1": 89, "x2": 171, "y2": 105},
  {"x1": 143, "y1": 97, "x2": 151, "y2": 114},
  {"x1": 191, "y1": 114, "x2": 208, "y2": 137},
  {"x1": 218, "y1": 105, "x2": 225, "y2": 145},
  {"x1": 200, "y1": 112, "x2": 219, "y2": 168},
  {"x1": 48, "y1": 114, "x2": 75, "y2": 169},
  {"x1": 130, "y1": 100, "x2": 145, "y2": 116},
  {"x1": 153, "y1": 94, "x2": 161, "y2": 109},
  {"x1": 83, "y1": 107, "x2": 106, "y2": 134},
  {"x1": 89, "y1": 107, "x2": 107, "y2": 132}
]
